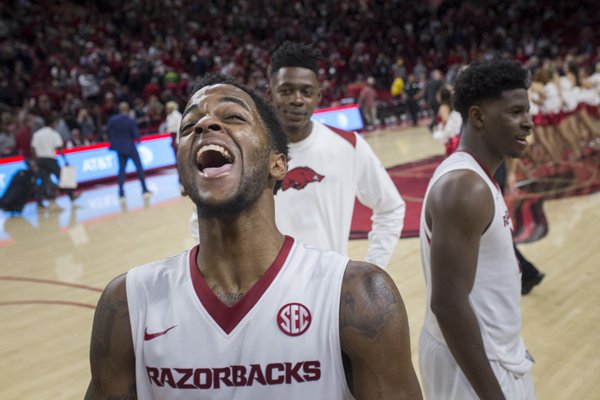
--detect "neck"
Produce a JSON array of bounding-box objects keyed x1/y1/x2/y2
[
  {"x1": 286, "y1": 120, "x2": 313, "y2": 143},
  {"x1": 457, "y1": 129, "x2": 504, "y2": 174},
  {"x1": 195, "y1": 195, "x2": 285, "y2": 295}
]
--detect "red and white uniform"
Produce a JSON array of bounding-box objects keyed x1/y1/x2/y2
[
  {"x1": 529, "y1": 90, "x2": 545, "y2": 126},
  {"x1": 126, "y1": 236, "x2": 353, "y2": 399},
  {"x1": 583, "y1": 72, "x2": 600, "y2": 117},
  {"x1": 274, "y1": 121, "x2": 405, "y2": 269},
  {"x1": 541, "y1": 81, "x2": 564, "y2": 125},
  {"x1": 588, "y1": 71, "x2": 600, "y2": 96},
  {"x1": 432, "y1": 110, "x2": 462, "y2": 155},
  {"x1": 559, "y1": 76, "x2": 578, "y2": 113},
  {"x1": 419, "y1": 152, "x2": 534, "y2": 399}
]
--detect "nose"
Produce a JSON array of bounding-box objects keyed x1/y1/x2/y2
[
  {"x1": 290, "y1": 90, "x2": 303, "y2": 105},
  {"x1": 523, "y1": 113, "x2": 533, "y2": 130},
  {"x1": 193, "y1": 115, "x2": 223, "y2": 135}
]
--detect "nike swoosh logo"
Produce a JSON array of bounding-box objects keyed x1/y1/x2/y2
[{"x1": 144, "y1": 325, "x2": 177, "y2": 341}]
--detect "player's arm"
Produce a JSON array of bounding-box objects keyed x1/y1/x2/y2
[
  {"x1": 426, "y1": 170, "x2": 505, "y2": 399},
  {"x1": 339, "y1": 261, "x2": 422, "y2": 400},
  {"x1": 355, "y1": 135, "x2": 405, "y2": 268},
  {"x1": 84, "y1": 274, "x2": 137, "y2": 400}
]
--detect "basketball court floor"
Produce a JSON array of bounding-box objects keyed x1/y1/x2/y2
[{"x1": 1, "y1": 125, "x2": 598, "y2": 399}]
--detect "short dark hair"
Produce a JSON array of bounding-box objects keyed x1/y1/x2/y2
[
  {"x1": 438, "y1": 86, "x2": 453, "y2": 107},
  {"x1": 191, "y1": 74, "x2": 289, "y2": 191},
  {"x1": 453, "y1": 59, "x2": 530, "y2": 121},
  {"x1": 269, "y1": 41, "x2": 320, "y2": 76}
]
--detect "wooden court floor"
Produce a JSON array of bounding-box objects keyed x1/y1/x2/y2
[{"x1": 1, "y1": 126, "x2": 598, "y2": 399}]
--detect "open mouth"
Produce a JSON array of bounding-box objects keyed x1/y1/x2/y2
[
  {"x1": 196, "y1": 144, "x2": 234, "y2": 176},
  {"x1": 515, "y1": 136, "x2": 528, "y2": 146},
  {"x1": 286, "y1": 110, "x2": 305, "y2": 119}
]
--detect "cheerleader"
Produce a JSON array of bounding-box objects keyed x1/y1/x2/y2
[
  {"x1": 573, "y1": 64, "x2": 600, "y2": 144},
  {"x1": 559, "y1": 63, "x2": 586, "y2": 157},
  {"x1": 533, "y1": 68, "x2": 562, "y2": 163},
  {"x1": 431, "y1": 86, "x2": 462, "y2": 156},
  {"x1": 528, "y1": 76, "x2": 550, "y2": 163},
  {"x1": 543, "y1": 62, "x2": 581, "y2": 160}
]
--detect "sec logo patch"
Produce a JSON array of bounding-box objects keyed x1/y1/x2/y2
[{"x1": 277, "y1": 303, "x2": 312, "y2": 336}]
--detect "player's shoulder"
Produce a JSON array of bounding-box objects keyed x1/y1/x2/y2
[
  {"x1": 339, "y1": 261, "x2": 403, "y2": 330},
  {"x1": 431, "y1": 153, "x2": 489, "y2": 191},
  {"x1": 127, "y1": 250, "x2": 191, "y2": 284},
  {"x1": 321, "y1": 123, "x2": 358, "y2": 148},
  {"x1": 101, "y1": 272, "x2": 128, "y2": 303},
  {"x1": 292, "y1": 240, "x2": 350, "y2": 270},
  {"x1": 430, "y1": 168, "x2": 490, "y2": 205},
  {"x1": 341, "y1": 261, "x2": 397, "y2": 301},
  {"x1": 428, "y1": 168, "x2": 494, "y2": 227}
]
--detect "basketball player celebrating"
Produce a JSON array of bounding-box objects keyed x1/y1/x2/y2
[
  {"x1": 85, "y1": 75, "x2": 422, "y2": 399},
  {"x1": 419, "y1": 59, "x2": 536, "y2": 399}
]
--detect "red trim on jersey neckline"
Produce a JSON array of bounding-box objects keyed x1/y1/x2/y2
[
  {"x1": 454, "y1": 150, "x2": 499, "y2": 187},
  {"x1": 189, "y1": 236, "x2": 294, "y2": 335}
]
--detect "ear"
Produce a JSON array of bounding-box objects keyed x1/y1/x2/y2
[
  {"x1": 468, "y1": 105, "x2": 485, "y2": 130},
  {"x1": 269, "y1": 152, "x2": 287, "y2": 181}
]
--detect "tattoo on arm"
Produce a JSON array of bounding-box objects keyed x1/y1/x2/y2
[
  {"x1": 340, "y1": 267, "x2": 398, "y2": 340},
  {"x1": 91, "y1": 293, "x2": 117, "y2": 362},
  {"x1": 90, "y1": 284, "x2": 131, "y2": 394},
  {"x1": 340, "y1": 264, "x2": 423, "y2": 399}
]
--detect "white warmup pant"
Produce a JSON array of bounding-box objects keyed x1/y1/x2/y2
[{"x1": 419, "y1": 329, "x2": 536, "y2": 400}]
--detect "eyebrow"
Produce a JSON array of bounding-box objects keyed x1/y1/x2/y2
[
  {"x1": 181, "y1": 95, "x2": 251, "y2": 120},
  {"x1": 181, "y1": 103, "x2": 198, "y2": 120},
  {"x1": 277, "y1": 82, "x2": 315, "y2": 89},
  {"x1": 219, "y1": 95, "x2": 251, "y2": 111}
]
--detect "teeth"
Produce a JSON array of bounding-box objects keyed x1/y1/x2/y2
[{"x1": 196, "y1": 144, "x2": 233, "y2": 163}]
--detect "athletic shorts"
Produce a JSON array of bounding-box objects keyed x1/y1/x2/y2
[{"x1": 419, "y1": 328, "x2": 536, "y2": 400}]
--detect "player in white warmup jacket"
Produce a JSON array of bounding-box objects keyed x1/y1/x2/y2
[
  {"x1": 419, "y1": 59, "x2": 536, "y2": 400},
  {"x1": 273, "y1": 120, "x2": 403, "y2": 268},
  {"x1": 267, "y1": 41, "x2": 405, "y2": 269},
  {"x1": 85, "y1": 74, "x2": 422, "y2": 400}
]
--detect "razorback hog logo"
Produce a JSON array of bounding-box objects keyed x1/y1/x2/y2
[{"x1": 282, "y1": 167, "x2": 324, "y2": 191}]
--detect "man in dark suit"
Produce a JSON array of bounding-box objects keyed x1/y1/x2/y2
[{"x1": 106, "y1": 102, "x2": 151, "y2": 201}]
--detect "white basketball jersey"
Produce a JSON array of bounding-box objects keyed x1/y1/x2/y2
[
  {"x1": 420, "y1": 151, "x2": 532, "y2": 375},
  {"x1": 126, "y1": 236, "x2": 354, "y2": 399}
]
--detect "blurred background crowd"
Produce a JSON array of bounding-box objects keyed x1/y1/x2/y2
[{"x1": 0, "y1": 0, "x2": 598, "y2": 157}]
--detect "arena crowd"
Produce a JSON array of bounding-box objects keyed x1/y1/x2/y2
[{"x1": 0, "y1": 0, "x2": 598, "y2": 158}]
